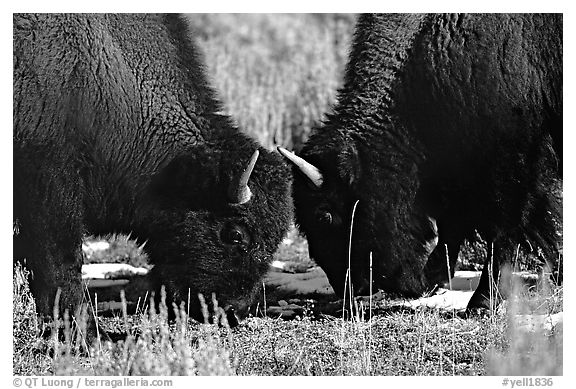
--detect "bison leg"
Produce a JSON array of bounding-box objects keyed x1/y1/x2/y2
[
  {"x1": 466, "y1": 242, "x2": 501, "y2": 311},
  {"x1": 14, "y1": 153, "x2": 85, "y2": 322},
  {"x1": 16, "y1": 214, "x2": 85, "y2": 323},
  {"x1": 29, "y1": 246, "x2": 84, "y2": 321}
]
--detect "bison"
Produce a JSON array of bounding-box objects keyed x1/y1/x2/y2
[
  {"x1": 13, "y1": 14, "x2": 293, "y2": 324},
  {"x1": 280, "y1": 13, "x2": 562, "y2": 311}
]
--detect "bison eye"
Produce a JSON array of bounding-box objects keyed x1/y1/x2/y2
[
  {"x1": 220, "y1": 223, "x2": 251, "y2": 246},
  {"x1": 316, "y1": 211, "x2": 333, "y2": 225}
]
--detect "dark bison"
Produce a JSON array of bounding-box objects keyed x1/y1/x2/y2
[
  {"x1": 13, "y1": 14, "x2": 292, "y2": 323},
  {"x1": 280, "y1": 13, "x2": 562, "y2": 310}
]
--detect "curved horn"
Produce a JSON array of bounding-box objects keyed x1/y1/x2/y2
[
  {"x1": 228, "y1": 149, "x2": 259, "y2": 204},
  {"x1": 424, "y1": 216, "x2": 438, "y2": 256},
  {"x1": 277, "y1": 146, "x2": 323, "y2": 188}
]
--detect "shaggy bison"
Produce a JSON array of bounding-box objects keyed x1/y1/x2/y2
[
  {"x1": 13, "y1": 14, "x2": 292, "y2": 323},
  {"x1": 280, "y1": 14, "x2": 562, "y2": 310}
]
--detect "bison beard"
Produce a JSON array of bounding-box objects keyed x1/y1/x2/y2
[
  {"x1": 13, "y1": 14, "x2": 293, "y2": 324},
  {"x1": 282, "y1": 14, "x2": 562, "y2": 311}
]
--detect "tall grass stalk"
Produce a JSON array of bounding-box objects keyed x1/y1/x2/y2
[
  {"x1": 488, "y1": 242, "x2": 498, "y2": 320},
  {"x1": 368, "y1": 251, "x2": 373, "y2": 375},
  {"x1": 443, "y1": 243, "x2": 456, "y2": 375},
  {"x1": 344, "y1": 200, "x2": 360, "y2": 314}
]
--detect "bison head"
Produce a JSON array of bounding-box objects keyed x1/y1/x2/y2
[
  {"x1": 280, "y1": 131, "x2": 439, "y2": 299},
  {"x1": 142, "y1": 134, "x2": 293, "y2": 322}
]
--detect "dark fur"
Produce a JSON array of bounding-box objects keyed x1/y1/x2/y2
[
  {"x1": 13, "y1": 14, "x2": 292, "y2": 321},
  {"x1": 293, "y1": 14, "x2": 562, "y2": 309}
]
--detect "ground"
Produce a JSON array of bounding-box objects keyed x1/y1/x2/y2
[
  {"x1": 13, "y1": 229, "x2": 563, "y2": 376},
  {"x1": 81, "y1": 228, "x2": 559, "y2": 321}
]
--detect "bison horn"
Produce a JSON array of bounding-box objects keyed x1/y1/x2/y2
[
  {"x1": 277, "y1": 146, "x2": 323, "y2": 188},
  {"x1": 424, "y1": 216, "x2": 438, "y2": 256},
  {"x1": 229, "y1": 149, "x2": 259, "y2": 204}
]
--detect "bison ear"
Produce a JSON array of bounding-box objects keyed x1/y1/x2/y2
[{"x1": 337, "y1": 142, "x2": 361, "y2": 187}]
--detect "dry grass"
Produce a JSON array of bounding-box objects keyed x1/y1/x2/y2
[
  {"x1": 13, "y1": 263, "x2": 236, "y2": 376},
  {"x1": 13, "y1": 261, "x2": 562, "y2": 376}
]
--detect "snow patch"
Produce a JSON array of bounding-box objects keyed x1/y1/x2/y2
[
  {"x1": 82, "y1": 263, "x2": 149, "y2": 279},
  {"x1": 82, "y1": 240, "x2": 110, "y2": 253}
]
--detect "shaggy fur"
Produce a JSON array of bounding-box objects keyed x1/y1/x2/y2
[
  {"x1": 292, "y1": 14, "x2": 562, "y2": 309},
  {"x1": 13, "y1": 14, "x2": 293, "y2": 321}
]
